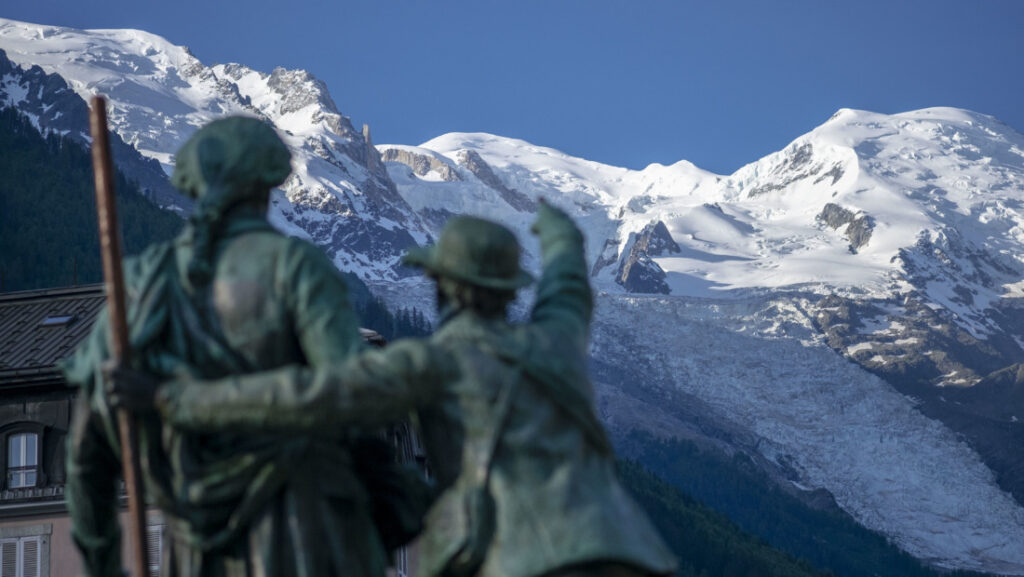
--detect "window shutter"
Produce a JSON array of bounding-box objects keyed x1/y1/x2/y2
[
  {"x1": 21, "y1": 539, "x2": 38, "y2": 577},
  {"x1": 146, "y1": 525, "x2": 163, "y2": 577},
  {"x1": 1, "y1": 541, "x2": 16, "y2": 577}
]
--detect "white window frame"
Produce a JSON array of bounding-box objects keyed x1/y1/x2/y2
[
  {"x1": 0, "y1": 525, "x2": 50, "y2": 577},
  {"x1": 6, "y1": 433, "x2": 39, "y2": 489}
]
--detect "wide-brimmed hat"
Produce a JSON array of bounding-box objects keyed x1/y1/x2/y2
[{"x1": 404, "y1": 216, "x2": 534, "y2": 290}]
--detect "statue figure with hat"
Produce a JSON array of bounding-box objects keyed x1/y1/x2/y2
[
  {"x1": 133, "y1": 200, "x2": 678, "y2": 577},
  {"x1": 401, "y1": 201, "x2": 677, "y2": 577},
  {"x1": 63, "y1": 115, "x2": 420, "y2": 577}
]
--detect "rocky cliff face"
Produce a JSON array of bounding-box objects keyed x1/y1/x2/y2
[
  {"x1": 375, "y1": 112, "x2": 1024, "y2": 574},
  {"x1": 817, "y1": 203, "x2": 873, "y2": 251},
  {"x1": 6, "y1": 18, "x2": 1024, "y2": 573},
  {"x1": 381, "y1": 147, "x2": 461, "y2": 182},
  {"x1": 0, "y1": 19, "x2": 433, "y2": 279},
  {"x1": 616, "y1": 221, "x2": 680, "y2": 294},
  {"x1": 0, "y1": 48, "x2": 189, "y2": 213},
  {"x1": 455, "y1": 149, "x2": 537, "y2": 212}
]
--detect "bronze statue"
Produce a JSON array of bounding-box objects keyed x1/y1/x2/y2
[
  {"x1": 405, "y1": 201, "x2": 677, "y2": 577},
  {"x1": 140, "y1": 201, "x2": 678, "y2": 577},
  {"x1": 63, "y1": 116, "x2": 401, "y2": 577}
]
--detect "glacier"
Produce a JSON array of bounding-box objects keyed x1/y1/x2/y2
[{"x1": 3, "y1": 16, "x2": 1024, "y2": 574}]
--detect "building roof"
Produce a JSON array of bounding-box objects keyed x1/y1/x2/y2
[
  {"x1": 0, "y1": 284, "x2": 105, "y2": 389},
  {"x1": 0, "y1": 284, "x2": 388, "y2": 389}
]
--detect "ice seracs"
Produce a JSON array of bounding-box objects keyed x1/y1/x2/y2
[{"x1": 5, "y1": 16, "x2": 1024, "y2": 573}]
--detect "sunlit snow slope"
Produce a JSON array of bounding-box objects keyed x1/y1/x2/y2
[
  {"x1": 380, "y1": 112, "x2": 1024, "y2": 574},
  {"x1": 387, "y1": 109, "x2": 1024, "y2": 328},
  {"x1": 0, "y1": 17, "x2": 432, "y2": 278},
  {"x1": 4, "y1": 17, "x2": 1024, "y2": 574}
]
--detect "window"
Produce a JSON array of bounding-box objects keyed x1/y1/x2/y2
[
  {"x1": 37, "y1": 314, "x2": 77, "y2": 327},
  {"x1": 0, "y1": 536, "x2": 41, "y2": 577},
  {"x1": 6, "y1": 434, "x2": 38, "y2": 489},
  {"x1": 147, "y1": 524, "x2": 164, "y2": 577},
  {"x1": 0, "y1": 526, "x2": 49, "y2": 577}
]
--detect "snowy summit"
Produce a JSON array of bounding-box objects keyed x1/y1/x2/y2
[{"x1": 4, "y1": 17, "x2": 1024, "y2": 575}]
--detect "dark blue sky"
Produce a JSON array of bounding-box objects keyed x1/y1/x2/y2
[{"x1": 6, "y1": 0, "x2": 1024, "y2": 174}]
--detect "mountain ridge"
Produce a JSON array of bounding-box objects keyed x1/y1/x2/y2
[
  {"x1": 3, "y1": 17, "x2": 1024, "y2": 574},
  {"x1": 0, "y1": 16, "x2": 433, "y2": 280}
]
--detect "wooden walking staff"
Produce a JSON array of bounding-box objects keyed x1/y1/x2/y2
[{"x1": 89, "y1": 95, "x2": 151, "y2": 577}]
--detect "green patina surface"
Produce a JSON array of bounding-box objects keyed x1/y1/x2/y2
[
  {"x1": 63, "y1": 117, "x2": 392, "y2": 577},
  {"x1": 158, "y1": 203, "x2": 677, "y2": 577}
]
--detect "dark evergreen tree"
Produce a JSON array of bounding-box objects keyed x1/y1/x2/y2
[
  {"x1": 617, "y1": 459, "x2": 834, "y2": 577},
  {"x1": 345, "y1": 289, "x2": 432, "y2": 341},
  {"x1": 0, "y1": 105, "x2": 182, "y2": 292},
  {"x1": 620, "y1": 430, "x2": 996, "y2": 577}
]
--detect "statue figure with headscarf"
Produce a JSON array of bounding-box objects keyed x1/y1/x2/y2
[
  {"x1": 62, "y1": 116, "x2": 409, "y2": 577},
  {"x1": 120, "y1": 201, "x2": 678, "y2": 577}
]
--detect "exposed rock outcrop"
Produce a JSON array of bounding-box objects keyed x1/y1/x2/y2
[
  {"x1": 817, "y1": 202, "x2": 873, "y2": 251},
  {"x1": 0, "y1": 49, "x2": 189, "y2": 213},
  {"x1": 618, "y1": 255, "x2": 670, "y2": 294},
  {"x1": 591, "y1": 237, "x2": 621, "y2": 277},
  {"x1": 616, "y1": 221, "x2": 681, "y2": 294},
  {"x1": 381, "y1": 147, "x2": 461, "y2": 182},
  {"x1": 456, "y1": 149, "x2": 536, "y2": 212},
  {"x1": 637, "y1": 220, "x2": 682, "y2": 256},
  {"x1": 748, "y1": 143, "x2": 821, "y2": 197}
]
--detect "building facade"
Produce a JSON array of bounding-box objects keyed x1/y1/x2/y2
[
  {"x1": 0, "y1": 285, "x2": 131, "y2": 577},
  {"x1": 0, "y1": 285, "x2": 420, "y2": 577}
]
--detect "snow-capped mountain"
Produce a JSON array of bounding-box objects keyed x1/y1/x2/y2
[
  {"x1": 385, "y1": 108, "x2": 1024, "y2": 316},
  {"x1": 364, "y1": 123, "x2": 1024, "y2": 571},
  {"x1": 0, "y1": 17, "x2": 432, "y2": 278},
  {"x1": 378, "y1": 113, "x2": 1024, "y2": 573},
  {"x1": 4, "y1": 17, "x2": 1024, "y2": 574},
  {"x1": 0, "y1": 46, "x2": 187, "y2": 212}
]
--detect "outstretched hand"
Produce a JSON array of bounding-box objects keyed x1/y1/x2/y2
[
  {"x1": 102, "y1": 361, "x2": 161, "y2": 412},
  {"x1": 531, "y1": 197, "x2": 573, "y2": 235},
  {"x1": 531, "y1": 197, "x2": 581, "y2": 251}
]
